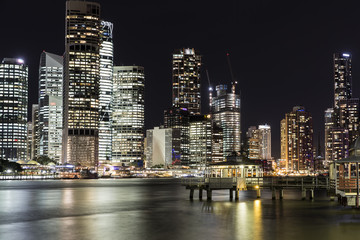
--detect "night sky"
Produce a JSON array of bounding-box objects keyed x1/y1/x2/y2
[{"x1": 1, "y1": 0, "x2": 360, "y2": 158}]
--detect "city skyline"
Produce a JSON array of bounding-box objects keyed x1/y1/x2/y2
[{"x1": 2, "y1": 1, "x2": 360, "y2": 158}]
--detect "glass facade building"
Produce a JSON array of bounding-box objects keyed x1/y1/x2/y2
[
  {"x1": 38, "y1": 52, "x2": 63, "y2": 163},
  {"x1": 112, "y1": 66, "x2": 145, "y2": 166},
  {"x1": 172, "y1": 48, "x2": 201, "y2": 115},
  {"x1": 211, "y1": 84, "x2": 241, "y2": 157},
  {"x1": 63, "y1": 0, "x2": 101, "y2": 167},
  {"x1": 0, "y1": 58, "x2": 28, "y2": 162},
  {"x1": 99, "y1": 21, "x2": 113, "y2": 163}
]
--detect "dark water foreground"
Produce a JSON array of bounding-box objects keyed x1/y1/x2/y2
[{"x1": 0, "y1": 179, "x2": 360, "y2": 240}]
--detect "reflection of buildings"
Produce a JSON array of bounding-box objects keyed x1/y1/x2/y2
[
  {"x1": 172, "y1": 48, "x2": 201, "y2": 115},
  {"x1": 281, "y1": 106, "x2": 313, "y2": 172},
  {"x1": 145, "y1": 127, "x2": 180, "y2": 167},
  {"x1": 0, "y1": 58, "x2": 28, "y2": 162},
  {"x1": 112, "y1": 66, "x2": 145, "y2": 166},
  {"x1": 38, "y1": 52, "x2": 63, "y2": 163},
  {"x1": 63, "y1": 0, "x2": 101, "y2": 167},
  {"x1": 325, "y1": 53, "x2": 359, "y2": 163},
  {"x1": 211, "y1": 84, "x2": 241, "y2": 157}
]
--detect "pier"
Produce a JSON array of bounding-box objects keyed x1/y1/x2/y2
[{"x1": 182, "y1": 176, "x2": 331, "y2": 200}]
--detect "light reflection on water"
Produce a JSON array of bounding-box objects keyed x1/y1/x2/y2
[{"x1": 0, "y1": 179, "x2": 360, "y2": 240}]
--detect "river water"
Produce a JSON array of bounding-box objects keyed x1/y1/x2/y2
[{"x1": 0, "y1": 178, "x2": 360, "y2": 240}]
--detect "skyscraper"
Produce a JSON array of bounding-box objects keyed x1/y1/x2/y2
[
  {"x1": 281, "y1": 106, "x2": 313, "y2": 172},
  {"x1": 247, "y1": 124, "x2": 272, "y2": 160},
  {"x1": 38, "y1": 52, "x2": 63, "y2": 162},
  {"x1": 325, "y1": 53, "x2": 359, "y2": 163},
  {"x1": 63, "y1": 0, "x2": 101, "y2": 167},
  {"x1": 211, "y1": 84, "x2": 241, "y2": 157},
  {"x1": 258, "y1": 124, "x2": 271, "y2": 160},
  {"x1": 145, "y1": 127, "x2": 180, "y2": 168},
  {"x1": 334, "y1": 53, "x2": 352, "y2": 109},
  {"x1": 99, "y1": 21, "x2": 113, "y2": 163},
  {"x1": 112, "y1": 66, "x2": 145, "y2": 166},
  {"x1": 164, "y1": 107, "x2": 190, "y2": 165},
  {"x1": 0, "y1": 58, "x2": 28, "y2": 162},
  {"x1": 172, "y1": 48, "x2": 201, "y2": 115},
  {"x1": 189, "y1": 115, "x2": 212, "y2": 167}
]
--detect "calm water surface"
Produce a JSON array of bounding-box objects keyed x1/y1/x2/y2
[{"x1": 0, "y1": 179, "x2": 360, "y2": 240}]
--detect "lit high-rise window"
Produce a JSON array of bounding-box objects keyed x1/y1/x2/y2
[{"x1": 0, "y1": 58, "x2": 28, "y2": 162}]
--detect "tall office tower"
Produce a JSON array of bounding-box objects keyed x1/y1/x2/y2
[
  {"x1": 0, "y1": 58, "x2": 28, "y2": 162},
  {"x1": 38, "y1": 52, "x2": 63, "y2": 162},
  {"x1": 31, "y1": 104, "x2": 39, "y2": 160},
  {"x1": 99, "y1": 21, "x2": 113, "y2": 163},
  {"x1": 112, "y1": 66, "x2": 145, "y2": 166},
  {"x1": 334, "y1": 53, "x2": 352, "y2": 109},
  {"x1": 172, "y1": 48, "x2": 201, "y2": 115},
  {"x1": 258, "y1": 124, "x2": 272, "y2": 160},
  {"x1": 26, "y1": 122, "x2": 33, "y2": 161},
  {"x1": 63, "y1": 0, "x2": 101, "y2": 167},
  {"x1": 211, "y1": 84, "x2": 241, "y2": 157},
  {"x1": 145, "y1": 127, "x2": 181, "y2": 168},
  {"x1": 281, "y1": 106, "x2": 313, "y2": 172},
  {"x1": 189, "y1": 115, "x2": 212, "y2": 167},
  {"x1": 247, "y1": 124, "x2": 272, "y2": 160},
  {"x1": 247, "y1": 126, "x2": 260, "y2": 160},
  {"x1": 164, "y1": 107, "x2": 190, "y2": 165}
]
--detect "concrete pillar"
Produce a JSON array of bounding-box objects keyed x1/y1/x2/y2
[
  {"x1": 207, "y1": 190, "x2": 212, "y2": 201},
  {"x1": 230, "y1": 189, "x2": 233, "y2": 200},
  {"x1": 301, "y1": 189, "x2": 306, "y2": 200},
  {"x1": 272, "y1": 189, "x2": 276, "y2": 200},
  {"x1": 235, "y1": 190, "x2": 239, "y2": 200},
  {"x1": 190, "y1": 189, "x2": 194, "y2": 200},
  {"x1": 279, "y1": 189, "x2": 284, "y2": 200},
  {"x1": 310, "y1": 189, "x2": 314, "y2": 200},
  {"x1": 256, "y1": 188, "x2": 261, "y2": 198},
  {"x1": 199, "y1": 189, "x2": 203, "y2": 200}
]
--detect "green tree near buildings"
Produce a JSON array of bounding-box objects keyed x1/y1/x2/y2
[{"x1": 35, "y1": 155, "x2": 56, "y2": 165}]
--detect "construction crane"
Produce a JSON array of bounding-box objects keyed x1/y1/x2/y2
[{"x1": 226, "y1": 53, "x2": 238, "y2": 94}]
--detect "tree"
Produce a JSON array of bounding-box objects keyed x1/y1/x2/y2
[{"x1": 36, "y1": 155, "x2": 56, "y2": 165}]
